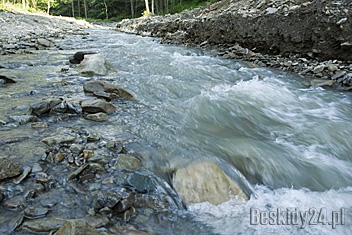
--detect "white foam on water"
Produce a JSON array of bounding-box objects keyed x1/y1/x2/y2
[{"x1": 188, "y1": 186, "x2": 352, "y2": 234}]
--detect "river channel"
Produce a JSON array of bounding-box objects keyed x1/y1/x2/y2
[{"x1": 0, "y1": 28, "x2": 351, "y2": 234}]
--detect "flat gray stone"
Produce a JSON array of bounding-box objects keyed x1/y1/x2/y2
[{"x1": 81, "y1": 98, "x2": 116, "y2": 114}]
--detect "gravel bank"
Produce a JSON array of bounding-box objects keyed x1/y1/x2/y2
[{"x1": 0, "y1": 10, "x2": 93, "y2": 55}]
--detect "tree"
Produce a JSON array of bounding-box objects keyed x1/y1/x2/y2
[
  {"x1": 71, "y1": 0, "x2": 74, "y2": 17},
  {"x1": 103, "y1": 0, "x2": 108, "y2": 19},
  {"x1": 144, "y1": 0, "x2": 150, "y2": 15},
  {"x1": 47, "y1": 0, "x2": 50, "y2": 13},
  {"x1": 83, "y1": 0, "x2": 87, "y2": 18},
  {"x1": 130, "y1": 0, "x2": 134, "y2": 18}
]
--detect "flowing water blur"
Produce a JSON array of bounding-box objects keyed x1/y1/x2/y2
[{"x1": 1, "y1": 28, "x2": 351, "y2": 234}]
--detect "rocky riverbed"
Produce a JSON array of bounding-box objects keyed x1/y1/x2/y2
[
  {"x1": 1, "y1": 10, "x2": 249, "y2": 234},
  {"x1": 116, "y1": 0, "x2": 352, "y2": 90},
  {"x1": 1, "y1": 4, "x2": 351, "y2": 234}
]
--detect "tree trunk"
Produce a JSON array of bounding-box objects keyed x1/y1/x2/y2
[
  {"x1": 71, "y1": 0, "x2": 75, "y2": 17},
  {"x1": 47, "y1": 0, "x2": 50, "y2": 14},
  {"x1": 103, "y1": 0, "x2": 108, "y2": 19},
  {"x1": 144, "y1": 0, "x2": 150, "y2": 15},
  {"x1": 83, "y1": 0, "x2": 87, "y2": 19},
  {"x1": 130, "y1": 0, "x2": 134, "y2": 18},
  {"x1": 77, "y1": 0, "x2": 81, "y2": 17},
  {"x1": 151, "y1": 0, "x2": 154, "y2": 15},
  {"x1": 22, "y1": 0, "x2": 25, "y2": 9},
  {"x1": 165, "y1": 0, "x2": 168, "y2": 14}
]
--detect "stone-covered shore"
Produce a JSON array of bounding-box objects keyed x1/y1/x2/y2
[{"x1": 116, "y1": 0, "x2": 352, "y2": 90}]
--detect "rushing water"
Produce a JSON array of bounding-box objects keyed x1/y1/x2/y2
[{"x1": 1, "y1": 28, "x2": 352, "y2": 234}]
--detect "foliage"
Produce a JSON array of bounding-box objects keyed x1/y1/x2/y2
[{"x1": 1, "y1": 0, "x2": 216, "y2": 21}]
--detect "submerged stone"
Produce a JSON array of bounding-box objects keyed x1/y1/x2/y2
[
  {"x1": 24, "y1": 206, "x2": 50, "y2": 218},
  {"x1": 2, "y1": 195, "x2": 26, "y2": 210},
  {"x1": 85, "y1": 112, "x2": 109, "y2": 122}
]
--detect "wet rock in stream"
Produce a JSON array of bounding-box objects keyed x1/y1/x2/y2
[
  {"x1": 24, "y1": 206, "x2": 50, "y2": 219},
  {"x1": 83, "y1": 80, "x2": 135, "y2": 101},
  {"x1": 22, "y1": 217, "x2": 66, "y2": 233},
  {"x1": 2, "y1": 195, "x2": 26, "y2": 210},
  {"x1": 8, "y1": 115, "x2": 38, "y2": 125},
  {"x1": 0, "y1": 157, "x2": 22, "y2": 181},
  {"x1": 80, "y1": 98, "x2": 116, "y2": 114},
  {"x1": 30, "y1": 98, "x2": 63, "y2": 116}
]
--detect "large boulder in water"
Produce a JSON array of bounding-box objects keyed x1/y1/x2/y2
[
  {"x1": 76, "y1": 54, "x2": 116, "y2": 76},
  {"x1": 83, "y1": 80, "x2": 134, "y2": 101},
  {"x1": 172, "y1": 161, "x2": 248, "y2": 206}
]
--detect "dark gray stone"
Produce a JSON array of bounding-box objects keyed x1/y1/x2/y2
[
  {"x1": 126, "y1": 172, "x2": 157, "y2": 193},
  {"x1": 30, "y1": 98, "x2": 62, "y2": 116},
  {"x1": 93, "y1": 190, "x2": 123, "y2": 210}
]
